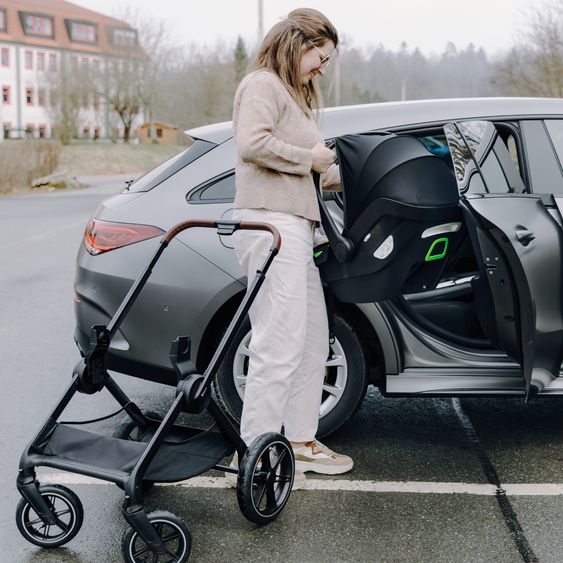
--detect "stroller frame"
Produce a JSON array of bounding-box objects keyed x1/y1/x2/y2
[{"x1": 16, "y1": 219, "x2": 295, "y2": 561}]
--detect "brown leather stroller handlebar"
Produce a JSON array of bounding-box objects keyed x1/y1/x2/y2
[{"x1": 163, "y1": 219, "x2": 281, "y2": 252}]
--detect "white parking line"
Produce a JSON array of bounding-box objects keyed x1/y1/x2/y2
[{"x1": 39, "y1": 473, "x2": 563, "y2": 496}]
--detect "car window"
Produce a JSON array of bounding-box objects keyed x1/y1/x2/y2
[
  {"x1": 544, "y1": 120, "x2": 563, "y2": 178},
  {"x1": 506, "y1": 134, "x2": 520, "y2": 176},
  {"x1": 521, "y1": 120, "x2": 563, "y2": 195},
  {"x1": 444, "y1": 121, "x2": 525, "y2": 195},
  {"x1": 126, "y1": 140, "x2": 215, "y2": 193},
  {"x1": 188, "y1": 171, "x2": 235, "y2": 203}
]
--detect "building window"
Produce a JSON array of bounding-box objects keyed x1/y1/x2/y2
[
  {"x1": 1, "y1": 47, "x2": 8, "y2": 67},
  {"x1": 66, "y1": 20, "x2": 97, "y2": 44},
  {"x1": 94, "y1": 126, "x2": 100, "y2": 140},
  {"x1": 38, "y1": 88, "x2": 45, "y2": 106},
  {"x1": 26, "y1": 87, "x2": 33, "y2": 105},
  {"x1": 3, "y1": 122, "x2": 10, "y2": 139},
  {"x1": 110, "y1": 27, "x2": 137, "y2": 47},
  {"x1": 25, "y1": 123, "x2": 35, "y2": 138},
  {"x1": 156, "y1": 128, "x2": 163, "y2": 139},
  {"x1": 37, "y1": 52, "x2": 45, "y2": 71},
  {"x1": 2, "y1": 85, "x2": 9, "y2": 103},
  {"x1": 25, "y1": 50, "x2": 33, "y2": 70},
  {"x1": 20, "y1": 12, "x2": 54, "y2": 38},
  {"x1": 38, "y1": 124, "x2": 46, "y2": 138},
  {"x1": 48, "y1": 53, "x2": 56, "y2": 71},
  {"x1": 83, "y1": 126, "x2": 90, "y2": 138},
  {"x1": 0, "y1": 8, "x2": 6, "y2": 32}
]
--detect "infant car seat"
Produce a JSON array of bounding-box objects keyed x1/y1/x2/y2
[{"x1": 317, "y1": 132, "x2": 461, "y2": 303}]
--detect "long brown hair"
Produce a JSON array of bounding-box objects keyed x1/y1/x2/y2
[{"x1": 247, "y1": 8, "x2": 339, "y2": 116}]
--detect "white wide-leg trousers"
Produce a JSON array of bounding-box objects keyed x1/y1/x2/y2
[{"x1": 232, "y1": 208, "x2": 329, "y2": 446}]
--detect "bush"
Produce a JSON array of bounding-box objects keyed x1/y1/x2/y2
[{"x1": 0, "y1": 140, "x2": 62, "y2": 192}]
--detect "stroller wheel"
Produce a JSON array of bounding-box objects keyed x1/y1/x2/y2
[
  {"x1": 237, "y1": 433, "x2": 294, "y2": 525},
  {"x1": 122, "y1": 510, "x2": 192, "y2": 563},
  {"x1": 113, "y1": 411, "x2": 163, "y2": 493},
  {"x1": 113, "y1": 410, "x2": 163, "y2": 441},
  {"x1": 16, "y1": 484, "x2": 84, "y2": 548}
]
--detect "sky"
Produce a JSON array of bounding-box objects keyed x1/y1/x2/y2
[{"x1": 71, "y1": 0, "x2": 540, "y2": 57}]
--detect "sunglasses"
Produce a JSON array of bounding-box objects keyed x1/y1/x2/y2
[{"x1": 308, "y1": 42, "x2": 331, "y2": 67}]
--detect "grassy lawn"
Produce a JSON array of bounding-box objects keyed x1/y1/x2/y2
[{"x1": 56, "y1": 142, "x2": 188, "y2": 176}]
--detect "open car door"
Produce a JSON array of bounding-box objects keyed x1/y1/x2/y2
[{"x1": 444, "y1": 120, "x2": 563, "y2": 395}]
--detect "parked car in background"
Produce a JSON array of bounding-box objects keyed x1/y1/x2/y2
[{"x1": 74, "y1": 97, "x2": 563, "y2": 437}]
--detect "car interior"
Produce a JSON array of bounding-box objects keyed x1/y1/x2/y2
[{"x1": 324, "y1": 122, "x2": 526, "y2": 352}]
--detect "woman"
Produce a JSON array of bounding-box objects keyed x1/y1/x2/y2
[{"x1": 231, "y1": 8, "x2": 353, "y2": 489}]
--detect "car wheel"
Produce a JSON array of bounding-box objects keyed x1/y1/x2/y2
[{"x1": 212, "y1": 313, "x2": 367, "y2": 437}]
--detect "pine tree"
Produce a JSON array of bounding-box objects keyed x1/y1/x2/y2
[{"x1": 234, "y1": 36, "x2": 249, "y2": 83}]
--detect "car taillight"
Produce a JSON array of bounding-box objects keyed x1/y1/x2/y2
[{"x1": 84, "y1": 218, "x2": 165, "y2": 255}]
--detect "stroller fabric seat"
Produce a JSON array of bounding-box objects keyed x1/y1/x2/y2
[{"x1": 319, "y1": 132, "x2": 461, "y2": 303}]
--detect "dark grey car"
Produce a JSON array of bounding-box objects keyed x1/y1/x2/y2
[{"x1": 74, "y1": 97, "x2": 563, "y2": 437}]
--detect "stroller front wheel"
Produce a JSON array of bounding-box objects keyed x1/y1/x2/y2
[
  {"x1": 121, "y1": 510, "x2": 192, "y2": 563},
  {"x1": 237, "y1": 433, "x2": 294, "y2": 525},
  {"x1": 15, "y1": 484, "x2": 84, "y2": 548}
]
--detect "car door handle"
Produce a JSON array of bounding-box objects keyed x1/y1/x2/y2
[{"x1": 514, "y1": 225, "x2": 535, "y2": 246}]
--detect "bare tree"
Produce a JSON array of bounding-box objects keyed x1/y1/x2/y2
[
  {"x1": 497, "y1": 0, "x2": 563, "y2": 96},
  {"x1": 93, "y1": 8, "x2": 175, "y2": 142},
  {"x1": 43, "y1": 57, "x2": 91, "y2": 144}
]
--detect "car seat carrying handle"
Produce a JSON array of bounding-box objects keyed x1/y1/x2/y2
[
  {"x1": 312, "y1": 171, "x2": 354, "y2": 262},
  {"x1": 106, "y1": 219, "x2": 281, "y2": 341}
]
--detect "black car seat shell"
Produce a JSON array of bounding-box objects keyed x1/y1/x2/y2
[{"x1": 319, "y1": 132, "x2": 462, "y2": 303}]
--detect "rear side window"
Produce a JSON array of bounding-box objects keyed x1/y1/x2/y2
[
  {"x1": 188, "y1": 171, "x2": 235, "y2": 203},
  {"x1": 126, "y1": 140, "x2": 216, "y2": 193}
]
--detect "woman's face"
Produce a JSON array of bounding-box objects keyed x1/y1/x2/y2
[{"x1": 299, "y1": 39, "x2": 335, "y2": 84}]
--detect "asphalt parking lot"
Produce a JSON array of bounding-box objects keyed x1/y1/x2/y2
[{"x1": 2, "y1": 179, "x2": 563, "y2": 562}]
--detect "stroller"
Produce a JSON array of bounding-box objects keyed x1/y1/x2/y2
[
  {"x1": 15, "y1": 220, "x2": 294, "y2": 563},
  {"x1": 16, "y1": 130, "x2": 460, "y2": 562}
]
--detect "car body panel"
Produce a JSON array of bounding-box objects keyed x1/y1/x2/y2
[{"x1": 74, "y1": 98, "x2": 563, "y2": 410}]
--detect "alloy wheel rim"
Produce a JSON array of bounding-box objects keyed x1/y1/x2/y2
[{"x1": 232, "y1": 331, "x2": 348, "y2": 417}]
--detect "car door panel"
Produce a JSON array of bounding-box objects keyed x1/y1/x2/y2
[
  {"x1": 462, "y1": 194, "x2": 563, "y2": 392},
  {"x1": 445, "y1": 120, "x2": 563, "y2": 394}
]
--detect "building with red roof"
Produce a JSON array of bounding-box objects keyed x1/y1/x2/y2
[{"x1": 0, "y1": 0, "x2": 143, "y2": 140}]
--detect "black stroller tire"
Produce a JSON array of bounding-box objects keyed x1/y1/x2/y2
[
  {"x1": 122, "y1": 510, "x2": 192, "y2": 563},
  {"x1": 113, "y1": 411, "x2": 163, "y2": 493},
  {"x1": 16, "y1": 484, "x2": 84, "y2": 548},
  {"x1": 237, "y1": 433, "x2": 294, "y2": 525},
  {"x1": 113, "y1": 410, "x2": 163, "y2": 441}
]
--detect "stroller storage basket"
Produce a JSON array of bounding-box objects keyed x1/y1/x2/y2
[{"x1": 16, "y1": 219, "x2": 295, "y2": 563}]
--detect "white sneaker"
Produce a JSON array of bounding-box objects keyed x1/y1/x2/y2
[
  {"x1": 224, "y1": 453, "x2": 306, "y2": 490},
  {"x1": 293, "y1": 440, "x2": 353, "y2": 475}
]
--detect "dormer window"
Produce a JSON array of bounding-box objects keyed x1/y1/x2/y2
[
  {"x1": 66, "y1": 19, "x2": 97, "y2": 44},
  {"x1": 20, "y1": 12, "x2": 54, "y2": 38},
  {"x1": 0, "y1": 8, "x2": 7, "y2": 33},
  {"x1": 110, "y1": 27, "x2": 137, "y2": 47}
]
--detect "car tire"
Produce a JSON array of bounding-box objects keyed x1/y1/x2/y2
[{"x1": 212, "y1": 313, "x2": 367, "y2": 438}]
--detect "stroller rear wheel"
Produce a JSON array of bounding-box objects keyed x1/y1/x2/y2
[
  {"x1": 113, "y1": 411, "x2": 163, "y2": 493},
  {"x1": 15, "y1": 484, "x2": 84, "y2": 548},
  {"x1": 237, "y1": 433, "x2": 294, "y2": 525},
  {"x1": 121, "y1": 510, "x2": 192, "y2": 563}
]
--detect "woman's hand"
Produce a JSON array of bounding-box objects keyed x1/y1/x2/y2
[{"x1": 311, "y1": 142, "x2": 334, "y2": 173}]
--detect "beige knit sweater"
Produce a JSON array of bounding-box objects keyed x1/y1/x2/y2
[{"x1": 232, "y1": 69, "x2": 341, "y2": 222}]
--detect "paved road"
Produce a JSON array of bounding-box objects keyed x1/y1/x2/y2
[{"x1": 1, "y1": 179, "x2": 563, "y2": 562}]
